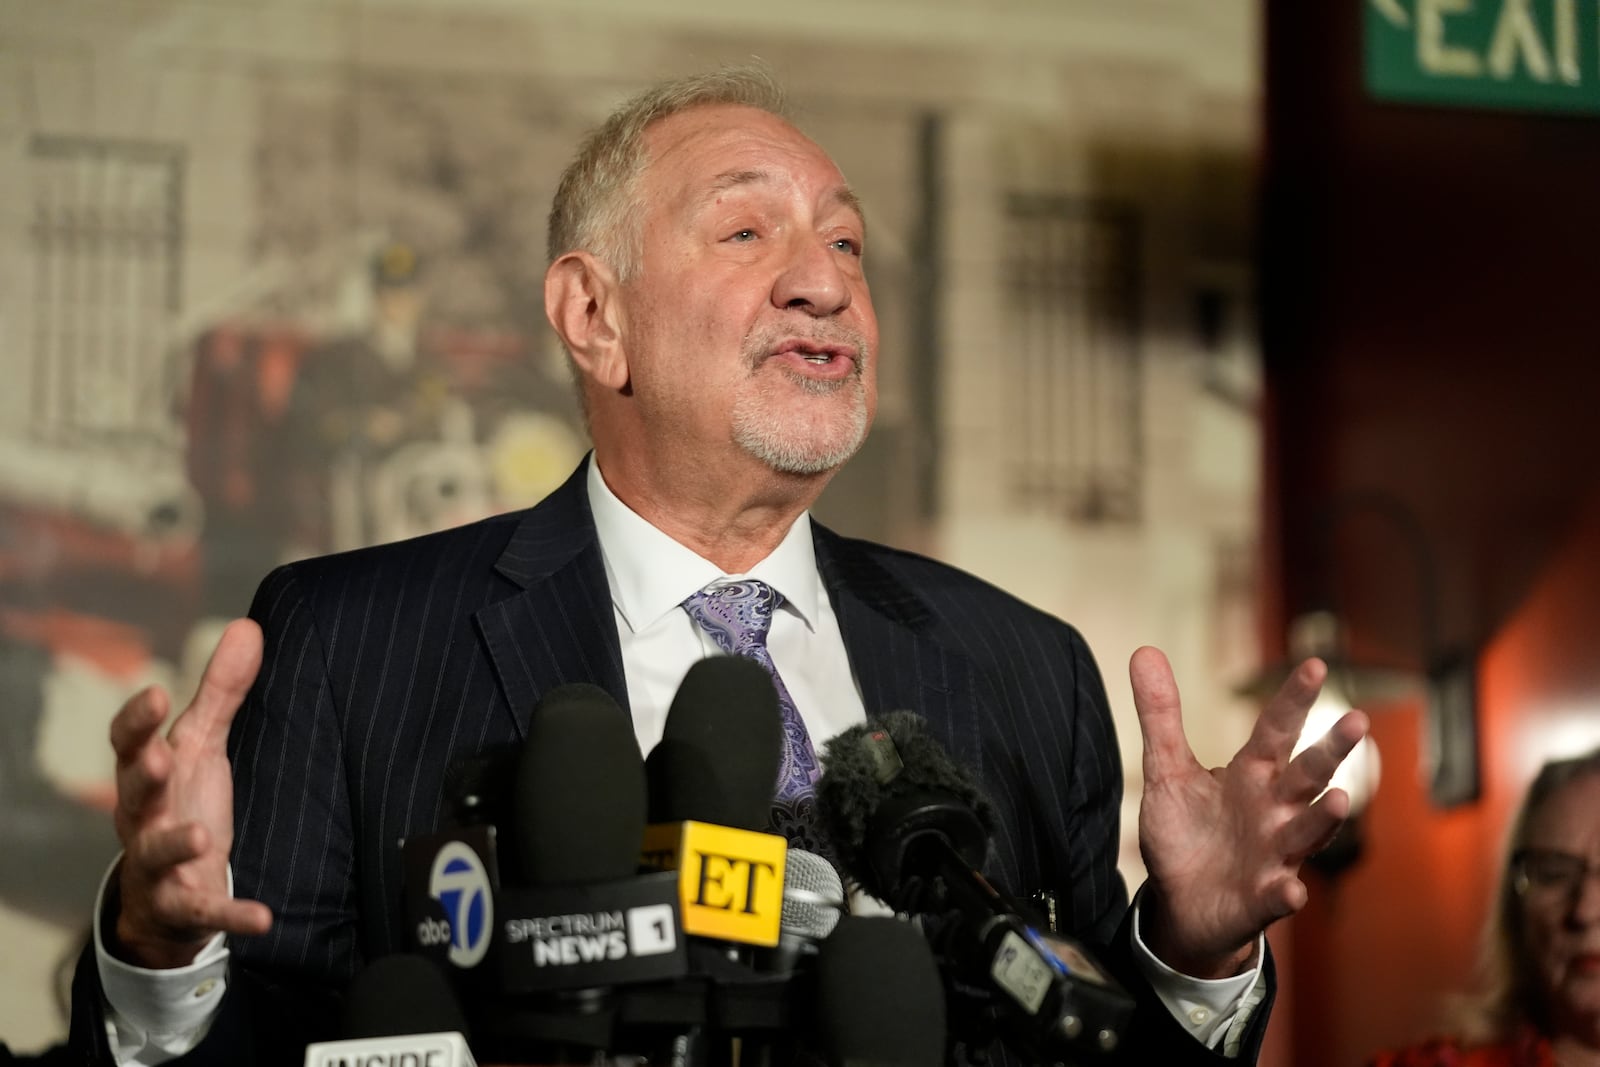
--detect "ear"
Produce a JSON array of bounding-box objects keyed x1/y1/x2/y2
[{"x1": 544, "y1": 252, "x2": 629, "y2": 391}]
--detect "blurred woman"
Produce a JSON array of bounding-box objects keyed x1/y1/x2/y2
[{"x1": 1370, "y1": 747, "x2": 1600, "y2": 1067}]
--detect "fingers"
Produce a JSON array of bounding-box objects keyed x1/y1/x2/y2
[
  {"x1": 110, "y1": 685, "x2": 171, "y2": 763},
  {"x1": 113, "y1": 687, "x2": 175, "y2": 827},
  {"x1": 169, "y1": 618, "x2": 263, "y2": 748},
  {"x1": 1258, "y1": 875, "x2": 1310, "y2": 925},
  {"x1": 1278, "y1": 709, "x2": 1370, "y2": 803},
  {"x1": 115, "y1": 736, "x2": 173, "y2": 827},
  {"x1": 209, "y1": 898, "x2": 275, "y2": 939},
  {"x1": 144, "y1": 895, "x2": 275, "y2": 940},
  {"x1": 1241, "y1": 657, "x2": 1328, "y2": 764},
  {"x1": 1129, "y1": 646, "x2": 1201, "y2": 782},
  {"x1": 1276, "y1": 787, "x2": 1352, "y2": 863},
  {"x1": 123, "y1": 825, "x2": 275, "y2": 940},
  {"x1": 131, "y1": 822, "x2": 210, "y2": 872}
]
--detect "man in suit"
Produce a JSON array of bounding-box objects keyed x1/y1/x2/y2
[{"x1": 82, "y1": 67, "x2": 1365, "y2": 1064}]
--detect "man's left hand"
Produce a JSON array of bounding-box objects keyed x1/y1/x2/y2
[{"x1": 1130, "y1": 646, "x2": 1368, "y2": 979}]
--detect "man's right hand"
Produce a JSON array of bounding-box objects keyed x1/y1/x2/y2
[{"x1": 108, "y1": 618, "x2": 274, "y2": 969}]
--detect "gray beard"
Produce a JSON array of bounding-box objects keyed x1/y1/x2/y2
[
  {"x1": 731, "y1": 371, "x2": 870, "y2": 476},
  {"x1": 732, "y1": 321, "x2": 873, "y2": 475}
]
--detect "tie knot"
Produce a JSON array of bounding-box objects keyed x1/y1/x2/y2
[{"x1": 682, "y1": 580, "x2": 784, "y2": 654}]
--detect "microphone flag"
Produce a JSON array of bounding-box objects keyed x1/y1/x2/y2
[
  {"x1": 494, "y1": 870, "x2": 688, "y2": 993},
  {"x1": 303, "y1": 1031, "x2": 476, "y2": 1067},
  {"x1": 640, "y1": 820, "x2": 787, "y2": 947}
]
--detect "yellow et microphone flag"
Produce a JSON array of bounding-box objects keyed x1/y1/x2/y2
[{"x1": 640, "y1": 821, "x2": 787, "y2": 947}]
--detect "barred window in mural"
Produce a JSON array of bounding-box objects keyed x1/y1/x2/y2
[
  {"x1": 29, "y1": 136, "x2": 185, "y2": 439},
  {"x1": 1003, "y1": 194, "x2": 1144, "y2": 525}
]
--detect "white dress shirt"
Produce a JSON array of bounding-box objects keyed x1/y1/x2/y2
[
  {"x1": 94, "y1": 457, "x2": 1261, "y2": 1060},
  {"x1": 585, "y1": 458, "x2": 867, "y2": 758}
]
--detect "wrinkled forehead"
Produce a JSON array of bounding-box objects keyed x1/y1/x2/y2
[{"x1": 640, "y1": 104, "x2": 860, "y2": 219}]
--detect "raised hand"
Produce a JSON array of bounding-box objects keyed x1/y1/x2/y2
[
  {"x1": 1130, "y1": 646, "x2": 1368, "y2": 979},
  {"x1": 109, "y1": 618, "x2": 274, "y2": 968}
]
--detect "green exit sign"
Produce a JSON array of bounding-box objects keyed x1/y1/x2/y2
[{"x1": 1365, "y1": 0, "x2": 1600, "y2": 115}]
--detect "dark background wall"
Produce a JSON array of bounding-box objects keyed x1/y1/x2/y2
[{"x1": 1262, "y1": 2, "x2": 1600, "y2": 1063}]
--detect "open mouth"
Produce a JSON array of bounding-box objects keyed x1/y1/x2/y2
[{"x1": 771, "y1": 339, "x2": 857, "y2": 369}]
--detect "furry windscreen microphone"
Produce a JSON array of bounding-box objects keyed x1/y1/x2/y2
[
  {"x1": 820, "y1": 716, "x2": 1137, "y2": 1064},
  {"x1": 816, "y1": 711, "x2": 996, "y2": 902}
]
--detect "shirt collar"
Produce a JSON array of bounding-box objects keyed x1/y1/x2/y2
[{"x1": 585, "y1": 456, "x2": 823, "y2": 635}]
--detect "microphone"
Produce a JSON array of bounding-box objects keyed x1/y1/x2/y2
[
  {"x1": 640, "y1": 657, "x2": 789, "y2": 949},
  {"x1": 303, "y1": 954, "x2": 477, "y2": 1066},
  {"x1": 403, "y1": 684, "x2": 690, "y2": 1063},
  {"x1": 754, "y1": 848, "x2": 845, "y2": 976},
  {"x1": 495, "y1": 684, "x2": 687, "y2": 992},
  {"x1": 816, "y1": 712, "x2": 1135, "y2": 1063},
  {"x1": 814, "y1": 916, "x2": 945, "y2": 1067},
  {"x1": 629, "y1": 657, "x2": 799, "y2": 1064},
  {"x1": 401, "y1": 749, "x2": 510, "y2": 974},
  {"x1": 511, "y1": 682, "x2": 644, "y2": 885},
  {"x1": 647, "y1": 654, "x2": 783, "y2": 830}
]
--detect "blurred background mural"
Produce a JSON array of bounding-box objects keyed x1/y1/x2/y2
[{"x1": 1, "y1": 2, "x2": 1597, "y2": 1064}]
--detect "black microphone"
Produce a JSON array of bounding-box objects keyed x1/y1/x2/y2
[
  {"x1": 489, "y1": 683, "x2": 690, "y2": 1060},
  {"x1": 817, "y1": 712, "x2": 1135, "y2": 1064},
  {"x1": 403, "y1": 684, "x2": 690, "y2": 1063},
  {"x1": 632, "y1": 657, "x2": 797, "y2": 1065},
  {"x1": 512, "y1": 682, "x2": 647, "y2": 885},
  {"x1": 647, "y1": 655, "x2": 783, "y2": 829},
  {"x1": 814, "y1": 916, "x2": 945, "y2": 1067},
  {"x1": 303, "y1": 954, "x2": 477, "y2": 1066},
  {"x1": 401, "y1": 750, "x2": 510, "y2": 975},
  {"x1": 641, "y1": 657, "x2": 790, "y2": 951}
]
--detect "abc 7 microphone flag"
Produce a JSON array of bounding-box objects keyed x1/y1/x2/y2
[
  {"x1": 405, "y1": 825, "x2": 687, "y2": 988},
  {"x1": 413, "y1": 837, "x2": 494, "y2": 969}
]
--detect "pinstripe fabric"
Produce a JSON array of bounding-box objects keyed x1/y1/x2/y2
[
  {"x1": 228, "y1": 462, "x2": 630, "y2": 985},
  {"x1": 817, "y1": 531, "x2": 1128, "y2": 948},
  {"x1": 207, "y1": 458, "x2": 1267, "y2": 1064}
]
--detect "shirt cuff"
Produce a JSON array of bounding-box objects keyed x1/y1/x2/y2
[
  {"x1": 93, "y1": 854, "x2": 231, "y2": 1065},
  {"x1": 1128, "y1": 888, "x2": 1265, "y2": 1054}
]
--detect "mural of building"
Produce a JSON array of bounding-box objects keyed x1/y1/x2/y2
[{"x1": 0, "y1": 0, "x2": 1262, "y2": 1052}]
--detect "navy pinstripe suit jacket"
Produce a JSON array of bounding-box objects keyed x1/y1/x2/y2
[{"x1": 72, "y1": 457, "x2": 1272, "y2": 1063}]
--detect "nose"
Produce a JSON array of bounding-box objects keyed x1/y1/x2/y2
[
  {"x1": 1573, "y1": 867, "x2": 1600, "y2": 925},
  {"x1": 772, "y1": 236, "x2": 852, "y2": 317}
]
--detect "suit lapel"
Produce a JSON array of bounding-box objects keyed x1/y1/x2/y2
[
  {"x1": 813, "y1": 524, "x2": 985, "y2": 780},
  {"x1": 470, "y1": 474, "x2": 985, "y2": 773},
  {"x1": 472, "y1": 457, "x2": 629, "y2": 739}
]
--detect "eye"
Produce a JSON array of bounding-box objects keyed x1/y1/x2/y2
[
  {"x1": 1516, "y1": 848, "x2": 1588, "y2": 893},
  {"x1": 727, "y1": 228, "x2": 758, "y2": 243},
  {"x1": 830, "y1": 237, "x2": 863, "y2": 256}
]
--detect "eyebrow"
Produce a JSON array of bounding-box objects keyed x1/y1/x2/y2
[{"x1": 702, "y1": 169, "x2": 865, "y2": 224}]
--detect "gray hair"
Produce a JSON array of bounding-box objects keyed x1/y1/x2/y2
[{"x1": 546, "y1": 64, "x2": 789, "y2": 281}]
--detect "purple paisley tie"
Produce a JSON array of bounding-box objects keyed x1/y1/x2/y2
[{"x1": 681, "y1": 580, "x2": 830, "y2": 857}]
